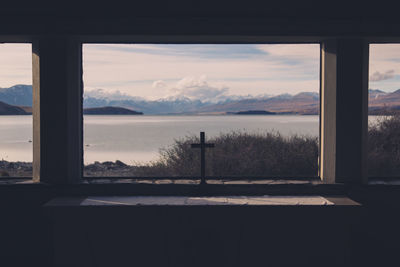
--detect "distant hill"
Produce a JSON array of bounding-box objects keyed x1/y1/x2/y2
[
  {"x1": 196, "y1": 92, "x2": 320, "y2": 115},
  {"x1": 0, "y1": 85, "x2": 32, "y2": 106},
  {"x1": 369, "y1": 89, "x2": 400, "y2": 106},
  {"x1": 368, "y1": 89, "x2": 400, "y2": 114},
  {"x1": 0, "y1": 101, "x2": 30, "y2": 115},
  {"x1": 233, "y1": 110, "x2": 277, "y2": 115},
  {"x1": 18, "y1": 106, "x2": 32, "y2": 113},
  {"x1": 83, "y1": 106, "x2": 143, "y2": 115},
  {"x1": 369, "y1": 89, "x2": 387, "y2": 99}
]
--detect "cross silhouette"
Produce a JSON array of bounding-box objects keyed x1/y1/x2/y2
[{"x1": 191, "y1": 132, "x2": 215, "y2": 185}]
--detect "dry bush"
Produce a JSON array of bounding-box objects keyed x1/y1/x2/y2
[
  {"x1": 368, "y1": 115, "x2": 400, "y2": 177},
  {"x1": 138, "y1": 131, "x2": 319, "y2": 177}
]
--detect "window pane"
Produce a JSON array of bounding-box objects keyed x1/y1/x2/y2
[
  {"x1": 0, "y1": 44, "x2": 32, "y2": 177},
  {"x1": 83, "y1": 44, "x2": 320, "y2": 178},
  {"x1": 368, "y1": 44, "x2": 400, "y2": 178}
]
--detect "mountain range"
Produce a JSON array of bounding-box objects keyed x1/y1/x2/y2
[
  {"x1": 0, "y1": 85, "x2": 32, "y2": 106},
  {"x1": 1, "y1": 85, "x2": 320, "y2": 115},
  {"x1": 368, "y1": 89, "x2": 400, "y2": 114},
  {"x1": 2, "y1": 85, "x2": 400, "y2": 115}
]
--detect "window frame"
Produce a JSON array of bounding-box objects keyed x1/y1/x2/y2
[
  {"x1": 0, "y1": 35, "x2": 374, "y2": 186},
  {"x1": 80, "y1": 39, "x2": 323, "y2": 182}
]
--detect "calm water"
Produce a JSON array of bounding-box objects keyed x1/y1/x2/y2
[
  {"x1": 1, "y1": 115, "x2": 386, "y2": 164},
  {"x1": 0, "y1": 115, "x2": 320, "y2": 164},
  {"x1": 0, "y1": 115, "x2": 32, "y2": 162},
  {"x1": 84, "y1": 115, "x2": 320, "y2": 164}
]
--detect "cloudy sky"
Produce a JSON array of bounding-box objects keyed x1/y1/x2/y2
[
  {"x1": 1, "y1": 43, "x2": 400, "y2": 100},
  {"x1": 369, "y1": 44, "x2": 400, "y2": 91},
  {"x1": 0, "y1": 44, "x2": 32, "y2": 87},
  {"x1": 82, "y1": 44, "x2": 320, "y2": 101}
]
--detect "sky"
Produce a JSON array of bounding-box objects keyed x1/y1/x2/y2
[
  {"x1": 1, "y1": 43, "x2": 400, "y2": 101},
  {"x1": 0, "y1": 44, "x2": 32, "y2": 87},
  {"x1": 369, "y1": 44, "x2": 400, "y2": 92},
  {"x1": 82, "y1": 44, "x2": 320, "y2": 101}
]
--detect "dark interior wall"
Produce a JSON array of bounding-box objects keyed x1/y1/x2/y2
[
  {"x1": 1, "y1": 1, "x2": 400, "y2": 36},
  {"x1": 48, "y1": 205, "x2": 361, "y2": 267},
  {"x1": 0, "y1": 0, "x2": 398, "y2": 20},
  {"x1": 0, "y1": 185, "x2": 53, "y2": 267},
  {"x1": 1, "y1": 184, "x2": 400, "y2": 267}
]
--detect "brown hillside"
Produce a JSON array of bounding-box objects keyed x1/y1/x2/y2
[
  {"x1": 198, "y1": 93, "x2": 320, "y2": 115},
  {"x1": 369, "y1": 89, "x2": 400, "y2": 107}
]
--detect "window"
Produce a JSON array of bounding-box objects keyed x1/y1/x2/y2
[
  {"x1": 368, "y1": 43, "x2": 400, "y2": 178},
  {"x1": 0, "y1": 43, "x2": 32, "y2": 178},
  {"x1": 82, "y1": 44, "x2": 320, "y2": 179}
]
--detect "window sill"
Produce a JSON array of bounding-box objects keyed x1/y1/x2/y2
[
  {"x1": 4, "y1": 177, "x2": 400, "y2": 198},
  {"x1": 82, "y1": 177, "x2": 321, "y2": 185},
  {"x1": 0, "y1": 177, "x2": 34, "y2": 185},
  {"x1": 0, "y1": 177, "x2": 343, "y2": 197},
  {"x1": 44, "y1": 195, "x2": 360, "y2": 207},
  {"x1": 368, "y1": 178, "x2": 400, "y2": 185}
]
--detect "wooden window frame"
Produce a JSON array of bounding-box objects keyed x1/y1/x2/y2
[{"x1": 1, "y1": 35, "x2": 372, "y2": 185}]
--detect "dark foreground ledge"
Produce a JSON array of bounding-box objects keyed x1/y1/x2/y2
[
  {"x1": 0, "y1": 177, "x2": 345, "y2": 198},
  {"x1": 43, "y1": 195, "x2": 362, "y2": 267},
  {"x1": 2, "y1": 177, "x2": 400, "y2": 207}
]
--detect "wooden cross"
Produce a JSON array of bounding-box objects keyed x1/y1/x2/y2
[{"x1": 191, "y1": 132, "x2": 215, "y2": 185}]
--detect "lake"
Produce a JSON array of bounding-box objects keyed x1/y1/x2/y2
[
  {"x1": 84, "y1": 115, "x2": 320, "y2": 164},
  {"x1": 1, "y1": 115, "x2": 319, "y2": 164},
  {"x1": 1, "y1": 115, "x2": 386, "y2": 164}
]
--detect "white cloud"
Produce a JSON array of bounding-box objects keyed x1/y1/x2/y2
[
  {"x1": 152, "y1": 80, "x2": 167, "y2": 88},
  {"x1": 369, "y1": 44, "x2": 400, "y2": 91},
  {"x1": 166, "y1": 75, "x2": 229, "y2": 102},
  {"x1": 84, "y1": 88, "x2": 143, "y2": 101},
  {"x1": 369, "y1": 70, "x2": 395, "y2": 82},
  {"x1": 175, "y1": 75, "x2": 208, "y2": 89}
]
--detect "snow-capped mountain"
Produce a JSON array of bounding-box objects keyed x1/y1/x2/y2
[{"x1": 0, "y1": 84, "x2": 323, "y2": 114}]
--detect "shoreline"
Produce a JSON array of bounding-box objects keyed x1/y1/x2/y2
[
  {"x1": 0, "y1": 160, "x2": 147, "y2": 177},
  {"x1": 0, "y1": 160, "x2": 32, "y2": 177}
]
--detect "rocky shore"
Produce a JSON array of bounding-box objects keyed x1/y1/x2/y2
[
  {"x1": 0, "y1": 160, "x2": 32, "y2": 177},
  {"x1": 0, "y1": 160, "x2": 147, "y2": 177},
  {"x1": 84, "y1": 160, "x2": 138, "y2": 177}
]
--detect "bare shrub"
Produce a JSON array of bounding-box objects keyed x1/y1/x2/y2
[
  {"x1": 368, "y1": 115, "x2": 400, "y2": 177},
  {"x1": 137, "y1": 131, "x2": 319, "y2": 177},
  {"x1": 0, "y1": 170, "x2": 10, "y2": 177}
]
